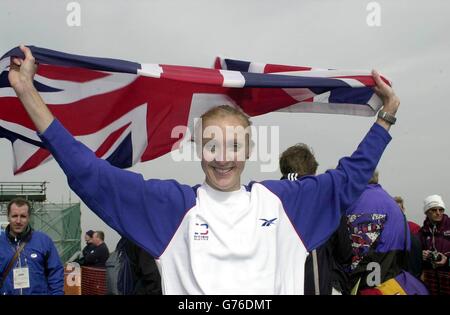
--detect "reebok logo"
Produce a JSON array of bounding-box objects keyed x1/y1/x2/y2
[{"x1": 260, "y1": 218, "x2": 277, "y2": 227}]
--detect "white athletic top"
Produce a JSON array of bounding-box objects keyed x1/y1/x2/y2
[
  {"x1": 158, "y1": 183, "x2": 307, "y2": 294},
  {"x1": 39, "y1": 120, "x2": 391, "y2": 294}
]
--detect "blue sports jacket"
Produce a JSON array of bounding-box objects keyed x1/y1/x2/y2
[{"x1": 0, "y1": 227, "x2": 64, "y2": 295}]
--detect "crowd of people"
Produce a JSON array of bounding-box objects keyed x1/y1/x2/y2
[
  {"x1": 0, "y1": 45, "x2": 449, "y2": 295},
  {"x1": 278, "y1": 144, "x2": 449, "y2": 295}
]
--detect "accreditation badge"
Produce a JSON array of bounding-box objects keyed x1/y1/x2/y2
[{"x1": 13, "y1": 267, "x2": 30, "y2": 289}]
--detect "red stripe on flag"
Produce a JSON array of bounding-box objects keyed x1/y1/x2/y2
[
  {"x1": 228, "y1": 88, "x2": 299, "y2": 116},
  {"x1": 14, "y1": 148, "x2": 51, "y2": 175},
  {"x1": 214, "y1": 57, "x2": 222, "y2": 70},
  {"x1": 139, "y1": 79, "x2": 228, "y2": 161},
  {"x1": 47, "y1": 77, "x2": 150, "y2": 134},
  {"x1": 160, "y1": 65, "x2": 223, "y2": 85},
  {"x1": 0, "y1": 98, "x2": 37, "y2": 130},
  {"x1": 95, "y1": 122, "x2": 131, "y2": 157},
  {"x1": 264, "y1": 64, "x2": 312, "y2": 74}
]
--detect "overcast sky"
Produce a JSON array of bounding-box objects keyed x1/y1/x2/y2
[{"x1": 1, "y1": 0, "x2": 449, "y2": 250}]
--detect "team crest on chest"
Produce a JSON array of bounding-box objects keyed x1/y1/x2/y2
[{"x1": 194, "y1": 222, "x2": 209, "y2": 241}]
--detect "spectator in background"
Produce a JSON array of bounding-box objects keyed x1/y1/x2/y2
[
  {"x1": 82, "y1": 231, "x2": 110, "y2": 267},
  {"x1": 74, "y1": 230, "x2": 96, "y2": 265},
  {"x1": 0, "y1": 197, "x2": 64, "y2": 295},
  {"x1": 393, "y1": 196, "x2": 423, "y2": 279},
  {"x1": 126, "y1": 240, "x2": 161, "y2": 295},
  {"x1": 394, "y1": 196, "x2": 421, "y2": 235},
  {"x1": 419, "y1": 195, "x2": 450, "y2": 269},
  {"x1": 345, "y1": 171, "x2": 425, "y2": 294},
  {"x1": 82, "y1": 230, "x2": 95, "y2": 258},
  {"x1": 419, "y1": 195, "x2": 450, "y2": 295},
  {"x1": 279, "y1": 143, "x2": 352, "y2": 295},
  {"x1": 107, "y1": 237, "x2": 162, "y2": 295}
]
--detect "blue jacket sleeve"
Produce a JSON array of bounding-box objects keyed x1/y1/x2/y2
[
  {"x1": 263, "y1": 123, "x2": 391, "y2": 251},
  {"x1": 45, "y1": 236, "x2": 64, "y2": 295},
  {"x1": 39, "y1": 119, "x2": 196, "y2": 258}
]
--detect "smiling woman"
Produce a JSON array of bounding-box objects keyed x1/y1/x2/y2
[
  {"x1": 198, "y1": 106, "x2": 252, "y2": 192},
  {"x1": 7, "y1": 45, "x2": 400, "y2": 294}
]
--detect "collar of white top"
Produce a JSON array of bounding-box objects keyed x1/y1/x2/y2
[{"x1": 203, "y1": 182, "x2": 247, "y2": 198}]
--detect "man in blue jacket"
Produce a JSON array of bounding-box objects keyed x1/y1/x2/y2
[{"x1": 0, "y1": 198, "x2": 64, "y2": 295}]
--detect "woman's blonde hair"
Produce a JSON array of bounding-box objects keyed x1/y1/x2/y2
[{"x1": 194, "y1": 105, "x2": 252, "y2": 141}]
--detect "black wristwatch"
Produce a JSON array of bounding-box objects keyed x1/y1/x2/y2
[{"x1": 377, "y1": 110, "x2": 397, "y2": 125}]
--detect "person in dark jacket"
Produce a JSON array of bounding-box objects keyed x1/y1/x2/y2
[
  {"x1": 82, "y1": 230, "x2": 95, "y2": 258},
  {"x1": 106, "y1": 237, "x2": 162, "y2": 295},
  {"x1": 279, "y1": 144, "x2": 352, "y2": 295},
  {"x1": 0, "y1": 198, "x2": 64, "y2": 295},
  {"x1": 419, "y1": 195, "x2": 450, "y2": 270},
  {"x1": 419, "y1": 195, "x2": 450, "y2": 294},
  {"x1": 82, "y1": 231, "x2": 110, "y2": 267},
  {"x1": 394, "y1": 196, "x2": 421, "y2": 235},
  {"x1": 124, "y1": 238, "x2": 162, "y2": 295},
  {"x1": 345, "y1": 172, "x2": 420, "y2": 293},
  {"x1": 75, "y1": 230, "x2": 96, "y2": 265},
  {"x1": 394, "y1": 196, "x2": 423, "y2": 279}
]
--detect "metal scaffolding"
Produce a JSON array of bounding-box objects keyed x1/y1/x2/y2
[{"x1": 0, "y1": 181, "x2": 47, "y2": 203}]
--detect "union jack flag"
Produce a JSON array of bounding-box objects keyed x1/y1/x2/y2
[{"x1": 0, "y1": 46, "x2": 389, "y2": 174}]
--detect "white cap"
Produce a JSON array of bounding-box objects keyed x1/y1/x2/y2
[{"x1": 423, "y1": 194, "x2": 446, "y2": 213}]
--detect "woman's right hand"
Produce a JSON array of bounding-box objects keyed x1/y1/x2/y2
[{"x1": 8, "y1": 44, "x2": 38, "y2": 96}]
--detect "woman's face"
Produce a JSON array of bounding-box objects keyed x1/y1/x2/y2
[
  {"x1": 200, "y1": 114, "x2": 250, "y2": 192},
  {"x1": 426, "y1": 207, "x2": 445, "y2": 223}
]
